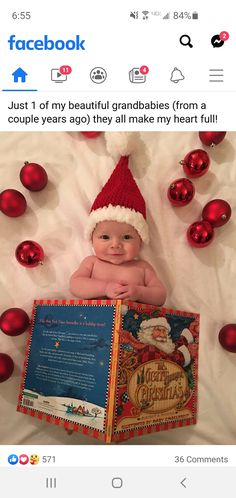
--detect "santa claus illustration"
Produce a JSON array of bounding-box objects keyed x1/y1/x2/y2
[{"x1": 121, "y1": 315, "x2": 194, "y2": 368}]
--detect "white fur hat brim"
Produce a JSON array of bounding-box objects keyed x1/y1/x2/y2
[
  {"x1": 140, "y1": 317, "x2": 171, "y2": 331},
  {"x1": 84, "y1": 204, "x2": 149, "y2": 244}
]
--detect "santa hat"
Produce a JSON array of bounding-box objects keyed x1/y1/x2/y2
[
  {"x1": 140, "y1": 317, "x2": 171, "y2": 333},
  {"x1": 85, "y1": 155, "x2": 149, "y2": 243}
]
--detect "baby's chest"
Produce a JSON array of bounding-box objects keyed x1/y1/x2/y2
[{"x1": 92, "y1": 261, "x2": 144, "y2": 284}]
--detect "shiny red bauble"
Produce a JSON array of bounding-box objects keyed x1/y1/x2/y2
[
  {"x1": 199, "y1": 131, "x2": 226, "y2": 147},
  {"x1": 202, "y1": 199, "x2": 232, "y2": 227},
  {"x1": 0, "y1": 308, "x2": 30, "y2": 336},
  {"x1": 20, "y1": 161, "x2": 48, "y2": 191},
  {"x1": 80, "y1": 132, "x2": 101, "y2": 138},
  {"x1": 180, "y1": 149, "x2": 210, "y2": 177},
  {"x1": 0, "y1": 189, "x2": 27, "y2": 217},
  {"x1": 15, "y1": 240, "x2": 44, "y2": 267},
  {"x1": 0, "y1": 353, "x2": 14, "y2": 383},
  {"x1": 218, "y1": 324, "x2": 236, "y2": 353},
  {"x1": 187, "y1": 220, "x2": 215, "y2": 247},
  {"x1": 167, "y1": 178, "x2": 195, "y2": 206}
]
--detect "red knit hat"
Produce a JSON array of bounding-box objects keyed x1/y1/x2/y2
[{"x1": 85, "y1": 156, "x2": 149, "y2": 243}]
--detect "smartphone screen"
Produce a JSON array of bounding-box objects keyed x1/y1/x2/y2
[{"x1": 0, "y1": 1, "x2": 235, "y2": 497}]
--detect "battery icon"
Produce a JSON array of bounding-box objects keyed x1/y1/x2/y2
[{"x1": 192, "y1": 11, "x2": 198, "y2": 19}]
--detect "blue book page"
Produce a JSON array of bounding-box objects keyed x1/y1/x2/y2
[{"x1": 22, "y1": 304, "x2": 116, "y2": 430}]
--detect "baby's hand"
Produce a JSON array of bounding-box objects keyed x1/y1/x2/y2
[
  {"x1": 105, "y1": 282, "x2": 127, "y2": 299},
  {"x1": 115, "y1": 282, "x2": 140, "y2": 301}
]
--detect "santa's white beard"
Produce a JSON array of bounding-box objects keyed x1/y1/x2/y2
[{"x1": 138, "y1": 327, "x2": 175, "y2": 355}]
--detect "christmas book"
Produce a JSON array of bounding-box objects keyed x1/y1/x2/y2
[{"x1": 17, "y1": 299, "x2": 200, "y2": 443}]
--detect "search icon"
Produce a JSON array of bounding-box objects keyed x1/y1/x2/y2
[{"x1": 180, "y1": 34, "x2": 193, "y2": 48}]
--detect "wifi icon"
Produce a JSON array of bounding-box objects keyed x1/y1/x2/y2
[{"x1": 142, "y1": 10, "x2": 149, "y2": 20}]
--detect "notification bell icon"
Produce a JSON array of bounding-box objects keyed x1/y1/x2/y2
[{"x1": 170, "y1": 67, "x2": 185, "y2": 83}]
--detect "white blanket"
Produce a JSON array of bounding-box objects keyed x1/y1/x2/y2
[{"x1": 0, "y1": 131, "x2": 235, "y2": 445}]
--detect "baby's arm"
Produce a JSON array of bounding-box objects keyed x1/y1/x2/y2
[
  {"x1": 70, "y1": 256, "x2": 107, "y2": 299},
  {"x1": 138, "y1": 262, "x2": 167, "y2": 305},
  {"x1": 116, "y1": 261, "x2": 166, "y2": 306},
  {"x1": 70, "y1": 256, "x2": 125, "y2": 299}
]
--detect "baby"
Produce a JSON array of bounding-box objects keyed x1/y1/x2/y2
[
  {"x1": 70, "y1": 156, "x2": 166, "y2": 306},
  {"x1": 70, "y1": 220, "x2": 166, "y2": 305}
]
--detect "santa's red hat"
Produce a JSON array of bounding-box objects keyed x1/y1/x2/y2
[{"x1": 85, "y1": 155, "x2": 149, "y2": 243}]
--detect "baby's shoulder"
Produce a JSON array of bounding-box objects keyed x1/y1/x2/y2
[
  {"x1": 136, "y1": 259, "x2": 154, "y2": 270},
  {"x1": 81, "y1": 255, "x2": 97, "y2": 268}
]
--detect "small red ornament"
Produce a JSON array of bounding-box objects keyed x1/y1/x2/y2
[
  {"x1": 180, "y1": 149, "x2": 210, "y2": 177},
  {"x1": 0, "y1": 189, "x2": 27, "y2": 217},
  {"x1": 202, "y1": 199, "x2": 232, "y2": 227},
  {"x1": 80, "y1": 132, "x2": 101, "y2": 138},
  {"x1": 167, "y1": 178, "x2": 195, "y2": 206},
  {"x1": 15, "y1": 240, "x2": 44, "y2": 267},
  {"x1": 218, "y1": 324, "x2": 236, "y2": 353},
  {"x1": 20, "y1": 162, "x2": 48, "y2": 191},
  {"x1": 199, "y1": 131, "x2": 226, "y2": 147},
  {"x1": 0, "y1": 308, "x2": 30, "y2": 336},
  {"x1": 0, "y1": 353, "x2": 14, "y2": 383},
  {"x1": 187, "y1": 220, "x2": 215, "y2": 247}
]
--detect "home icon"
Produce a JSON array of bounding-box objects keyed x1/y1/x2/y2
[{"x1": 12, "y1": 67, "x2": 28, "y2": 83}]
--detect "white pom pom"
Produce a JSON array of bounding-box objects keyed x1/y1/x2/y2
[{"x1": 104, "y1": 132, "x2": 138, "y2": 157}]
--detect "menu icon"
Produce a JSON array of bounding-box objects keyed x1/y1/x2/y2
[{"x1": 209, "y1": 68, "x2": 224, "y2": 82}]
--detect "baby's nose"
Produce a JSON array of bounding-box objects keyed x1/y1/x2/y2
[{"x1": 111, "y1": 238, "x2": 122, "y2": 247}]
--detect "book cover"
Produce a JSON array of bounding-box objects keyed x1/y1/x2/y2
[{"x1": 17, "y1": 299, "x2": 199, "y2": 443}]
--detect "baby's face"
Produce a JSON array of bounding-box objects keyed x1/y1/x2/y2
[{"x1": 92, "y1": 221, "x2": 141, "y2": 265}]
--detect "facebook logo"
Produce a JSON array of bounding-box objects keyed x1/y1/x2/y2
[{"x1": 8, "y1": 35, "x2": 85, "y2": 50}]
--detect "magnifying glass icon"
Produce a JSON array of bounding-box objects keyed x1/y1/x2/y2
[{"x1": 180, "y1": 34, "x2": 193, "y2": 48}]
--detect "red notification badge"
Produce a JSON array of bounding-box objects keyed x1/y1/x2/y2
[
  {"x1": 59, "y1": 65, "x2": 72, "y2": 75},
  {"x1": 219, "y1": 31, "x2": 229, "y2": 41},
  {"x1": 140, "y1": 65, "x2": 149, "y2": 75}
]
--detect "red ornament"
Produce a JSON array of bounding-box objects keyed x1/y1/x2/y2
[
  {"x1": 0, "y1": 308, "x2": 30, "y2": 336},
  {"x1": 199, "y1": 131, "x2": 226, "y2": 147},
  {"x1": 218, "y1": 324, "x2": 236, "y2": 353},
  {"x1": 202, "y1": 199, "x2": 232, "y2": 227},
  {"x1": 0, "y1": 189, "x2": 27, "y2": 217},
  {"x1": 0, "y1": 353, "x2": 14, "y2": 383},
  {"x1": 180, "y1": 149, "x2": 210, "y2": 177},
  {"x1": 15, "y1": 240, "x2": 44, "y2": 267},
  {"x1": 187, "y1": 220, "x2": 215, "y2": 247},
  {"x1": 80, "y1": 132, "x2": 101, "y2": 138},
  {"x1": 167, "y1": 178, "x2": 195, "y2": 206},
  {"x1": 20, "y1": 162, "x2": 48, "y2": 191}
]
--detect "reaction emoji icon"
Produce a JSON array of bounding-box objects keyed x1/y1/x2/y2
[
  {"x1": 30, "y1": 454, "x2": 39, "y2": 465},
  {"x1": 19, "y1": 454, "x2": 29, "y2": 465}
]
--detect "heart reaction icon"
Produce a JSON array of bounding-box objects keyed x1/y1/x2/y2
[{"x1": 19, "y1": 454, "x2": 29, "y2": 465}]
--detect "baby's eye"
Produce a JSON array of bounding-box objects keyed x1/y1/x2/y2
[
  {"x1": 123, "y1": 234, "x2": 132, "y2": 240},
  {"x1": 100, "y1": 234, "x2": 110, "y2": 240}
]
